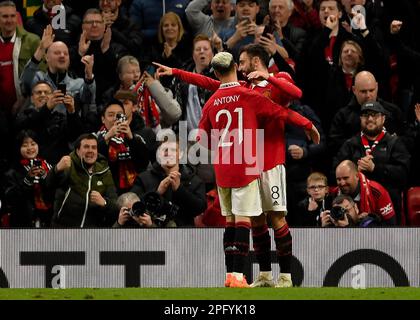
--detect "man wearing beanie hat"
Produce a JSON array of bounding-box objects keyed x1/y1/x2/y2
[{"x1": 196, "y1": 51, "x2": 320, "y2": 287}]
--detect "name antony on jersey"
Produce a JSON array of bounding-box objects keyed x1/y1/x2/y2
[{"x1": 213, "y1": 95, "x2": 240, "y2": 106}]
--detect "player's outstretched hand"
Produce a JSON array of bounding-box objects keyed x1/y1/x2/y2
[
  {"x1": 305, "y1": 124, "x2": 320, "y2": 144},
  {"x1": 153, "y1": 62, "x2": 173, "y2": 77}
]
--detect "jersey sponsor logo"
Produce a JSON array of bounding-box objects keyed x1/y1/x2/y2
[
  {"x1": 272, "y1": 200, "x2": 279, "y2": 206},
  {"x1": 380, "y1": 203, "x2": 393, "y2": 217}
]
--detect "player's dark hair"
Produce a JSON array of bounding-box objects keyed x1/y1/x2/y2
[{"x1": 239, "y1": 44, "x2": 270, "y2": 69}]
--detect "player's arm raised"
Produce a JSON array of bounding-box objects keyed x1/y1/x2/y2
[{"x1": 154, "y1": 62, "x2": 220, "y2": 91}]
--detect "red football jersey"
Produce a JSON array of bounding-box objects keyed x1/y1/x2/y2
[
  {"x1": 199, "y1": 83, "x2": 310, "y2": 188},
  {"x1": 173, "y1": 68, "x2": 311, "y2": 171}
]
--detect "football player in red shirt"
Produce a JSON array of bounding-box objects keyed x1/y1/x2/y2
[
  {"x1": 155, "y1": 44, "x2": 309, "y2": 287},
  {"x1": 197, "y1": 52, "x2": 320, "y2": 287}
]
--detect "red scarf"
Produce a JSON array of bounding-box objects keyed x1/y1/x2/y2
[
  {"x1": 360, "y1": 128, "x2": 386, "y2": 155},
  {"x1": 324, "y1": 36, "x2": 337, "y2": 65},
  {"x1": 358, "y1": 172, "x2": 375, "y2": 215},
  {"x1": 337, "y1": 172, "x2": 375, "y2": 216},
  {"x1": 133, "y1": 81, "x2": 160, "y2": 128},
  {"x1": 98, "y1": 125, "x2": 137, "y2": 190},
  {"x1": 20, "y1": 158, "x2": 52, "y2": 211}
]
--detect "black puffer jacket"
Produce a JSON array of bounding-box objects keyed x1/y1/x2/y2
[{"x1": 46, "y1": 151, "x2": 118, "y2": 227}]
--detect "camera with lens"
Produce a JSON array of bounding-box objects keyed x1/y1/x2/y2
[
  {"x1": 116, "y1": 113, "x2": 127, "y2": 123},
  {"x1": 129, "y1": 191, "x2": 179, "y2": 226},
  {"x1": 329, "y1": 206, "x2": 347, "y2": 221},
  {"x1": 129, "y1": 200, "x2": 146, "y2": 217}
]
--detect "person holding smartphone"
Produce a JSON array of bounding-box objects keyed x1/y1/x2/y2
[
  {"x1": 219, "y1": 0, "x2": 260, "y2": 59},
  {"x1": 2, "y1": 130, "x2": 54, "y2": 227},
  {"x1": 15, "y1": 80, "x2": 84, "y2": 165}
]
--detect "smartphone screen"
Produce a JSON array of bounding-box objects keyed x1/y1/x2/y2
[
  {"x1": 144, "y1": 65, "x2": 156, "y2": 76},
  {"x1": 57, "y1": 83, "x2": 66, "y2": 95},
  {"x1": 262, "y1": 24, "x2": 274, "y2": 38}
]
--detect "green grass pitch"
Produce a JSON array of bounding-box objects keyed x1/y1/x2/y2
[{"x1": 1, "y1": 287, "x2": 420, "y2": 300}]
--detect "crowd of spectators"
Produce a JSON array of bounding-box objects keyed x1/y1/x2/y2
[{"x1": 0, "y1": 0, "x2": 419, "y2": 228}]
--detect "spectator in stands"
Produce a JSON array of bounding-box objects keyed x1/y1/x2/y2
[
  {"x1": 135, "y1": 67, "x2": 182, "y2": 133},
  {"x1": 46, "y1": 133, "x2": 119, "y2": 227},
  {"x1": 401, "y1": 103, "x2": 420, "y2": 187},
  {"x1": 96, "y1": 99, "x2": 150, "y2": 195},
  {"x1": 388, "y1": 20, "x2": 420, "y2": 121},
  {"x1": 101, "y1": 55, "x2": 141, "y2": 105},
  {"x1": 340, "y1": 0, "x2": 386, "y2": 49},
  {"x1": 130, "y1": 138, "x2": 207, "y2": 227},
  {"x1": 0, "y1": 1, "x2": 41, "y2": 117},
  {"x1": 129, "y1": 0, "x2": 190, "y2": 44},
  {"x1": 169, "y1": 34, "x2": 215, "y2": 132},
  {"x1": 301, "y1": 0, "x2": 354, "y2": 120},
  {"x1": 333, "y1": 101, "x2": 410, "y2": 224},
  {"x1": 25, "y1": 0, "x2": 82, "y2": 46},
  {"x1": 99, "y1": 0, "x2": 144, "y2": 59},
  {"x1": 266, "y1": 0, "x2": 307, "y2": 69},
  {"x1": 186, "y1": 0, "x2": 236, "y2": 38},
  {"x1": 0, "y1": 0, "x2": 42, "y2": 174},
  {"x1": 289, "y1": 0, "x2": 322, "y2": 35},
  {"x1": 320, "y1": 194, "x2": 382, "y2": 227},
  {"x1": 323, "y1": 40, "x2": 365, "y2": 121},
  {"x1": 3, "y1": 129, "x2": 53, "y2": 227},
  {"x1": 153, "y1": 12, "x2": 193, "y2": 87},
  {"x1": 112, "y1": 192, "x2": 177, "y2": 227},
  {"x1": 296, "y1": 172, "x2": 333, "y2": 226},
  {"x1": 14, "y1": 80, "x2": 84, "y2": 164},
  {"x1": 328, "y1": 71, "x2": 403, "y2": 157},
  {"x1": 219, "y1": 0, "x2": 260, "y2": 59},
  {"x1": 333, "y1": 160, "x2": 396, "y2": 226},
  {"x1": 252, "y1": 19, "x2": 295, "y2": 76},
  {"x1": 71, "y1": 8, "x2": 128, "y2": 106},
  {"x1": 285, "y1": 98, "x2": 326, "y2": 226},
  {"x1": 102, "y1": 55, "x2": 182, "y2": 130},
  {"x1": 20, "y1": 25, "x2": 97, "y2": 132}
]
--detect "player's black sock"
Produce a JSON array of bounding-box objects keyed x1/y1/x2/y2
[
  {"x1": 232, "y1": 221, "x2": 251, "y2": 273},
  {"x1": 274, "y1": 223, "x2": 292, "y2": 273},
  {"x1": 252, "y1": 224, "x2": 272, "y2": 272},
  {"x1": 223, "y1": 222, "x2": 235, "y2": 273}
]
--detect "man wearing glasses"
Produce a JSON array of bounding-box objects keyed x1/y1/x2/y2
[
  {"x1": 98, "y1": 0, "x2": 143, "y2": 59},
  {"x1": 328, "y1": 71, "x2": 403, "y2": 157},
  {"x1": 71, "y1": 8, "x2": 128, "y2": 107},
  {"x1": 15, "y1": 80, "x2": 84, "y2": 164},
  {"x1": 333, "y1": 102, "x2": 410, "y2": 225}
]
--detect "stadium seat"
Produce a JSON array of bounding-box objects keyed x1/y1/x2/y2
[{"x1": 406, "y1": 187, "x2": 420, "y2": 226}]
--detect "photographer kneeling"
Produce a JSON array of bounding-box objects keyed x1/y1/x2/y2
[
  {"x1": 320, "y1": 195, "x2": 381, "y2": 227},
  {"x1": 113, "y1": 192, "x2": 176, "y2": 227}
]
